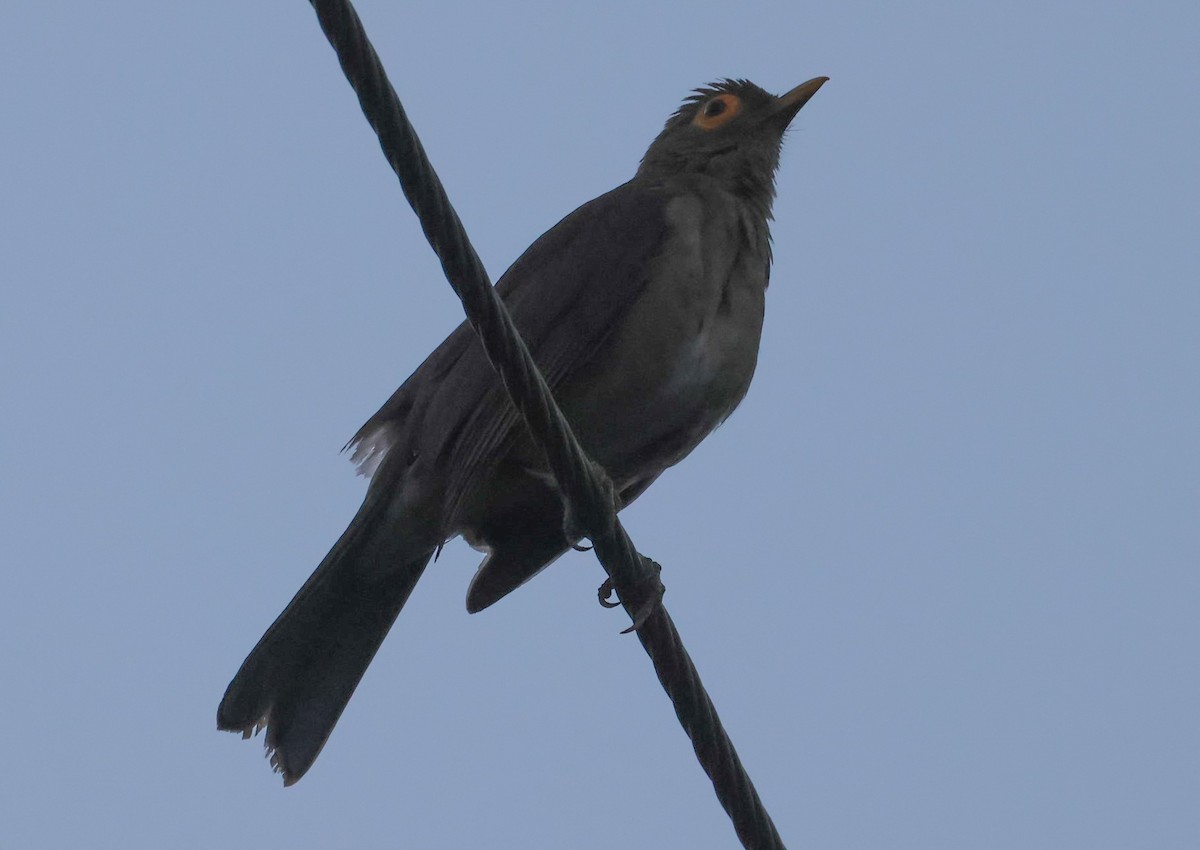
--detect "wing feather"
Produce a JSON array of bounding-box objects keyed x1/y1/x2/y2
[{"x1": 347, "y1": 180, "x2": 671, "y2": 529}]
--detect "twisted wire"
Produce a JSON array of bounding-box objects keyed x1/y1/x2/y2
[{"x1": 308, "y1": 2, "x2": 787, "y2": 846}]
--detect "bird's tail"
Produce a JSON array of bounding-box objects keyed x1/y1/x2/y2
[{"x1": 217, "y1": 498, "x2": 434, "y2": 784}]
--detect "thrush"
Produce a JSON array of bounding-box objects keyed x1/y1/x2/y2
[{"x1": 218, "y1": 76, "x2": 828, "y2": 784}]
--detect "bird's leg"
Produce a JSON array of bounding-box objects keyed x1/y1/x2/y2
[
  {"x1": 558, "y1": 463, "x2": 664, "y2": 631},
  {"x1": 559, "y1": 458, "x2": 618, "y2": 548}
]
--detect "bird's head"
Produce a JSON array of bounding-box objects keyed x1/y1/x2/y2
[{"x1": 637, "y1": 77, "x2": 827, "y2": 216}]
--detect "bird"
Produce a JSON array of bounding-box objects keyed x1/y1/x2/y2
[{"x1": 217, "y1": 76, "x2": 828, "y2": 784}]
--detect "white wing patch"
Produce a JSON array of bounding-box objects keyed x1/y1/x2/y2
[{"x1": 347, "y1": 422, "x2": 397, "y2": 478}]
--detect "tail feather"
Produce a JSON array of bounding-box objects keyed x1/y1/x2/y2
[
  {"x1": 218, "y1": 502, "x2": 433, "y2": 784},
  {"x1": 466, "y1": 537, "x2": 569, "y2": 614}
]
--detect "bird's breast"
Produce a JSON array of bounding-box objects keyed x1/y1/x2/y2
[{"x1": 557, "y1": 186, "x2": 770, "y2": 486}]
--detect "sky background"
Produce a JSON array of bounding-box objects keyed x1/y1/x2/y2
[{"x1": 2, "y1": 2, "x2": 1197, "y2": 848}]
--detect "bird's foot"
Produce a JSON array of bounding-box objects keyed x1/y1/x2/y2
[{"x1": 597, "y1": 557, "x2": 665, "y2": 633}]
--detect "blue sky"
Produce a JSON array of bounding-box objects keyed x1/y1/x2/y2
[{"x1": 2, "y1": 2, "x2": 1197, "y2": 847}]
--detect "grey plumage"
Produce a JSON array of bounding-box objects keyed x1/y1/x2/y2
[{"x1": 217, "y1": 76, "x2": 827, "y2": 784}]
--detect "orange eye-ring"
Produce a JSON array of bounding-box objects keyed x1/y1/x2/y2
[{"x1": 692, "y1": 94, "x2": 742, "y2": 130}]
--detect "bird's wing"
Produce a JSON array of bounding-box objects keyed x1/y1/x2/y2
[{"x1": 347, "y1": 179, "x2": 672, "y2": 525}]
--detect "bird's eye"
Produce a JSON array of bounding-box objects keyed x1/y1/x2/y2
[{"x1": 692, "y1": 93, "x2": 742, "y2": 130}]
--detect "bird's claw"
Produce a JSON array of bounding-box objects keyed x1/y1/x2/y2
[
  {"x1": 596, "y1": 558, "x2": 665, "y2": 633},
  {"x1": 598, "y1": 577, "x2": 621, "y2": 608}
]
